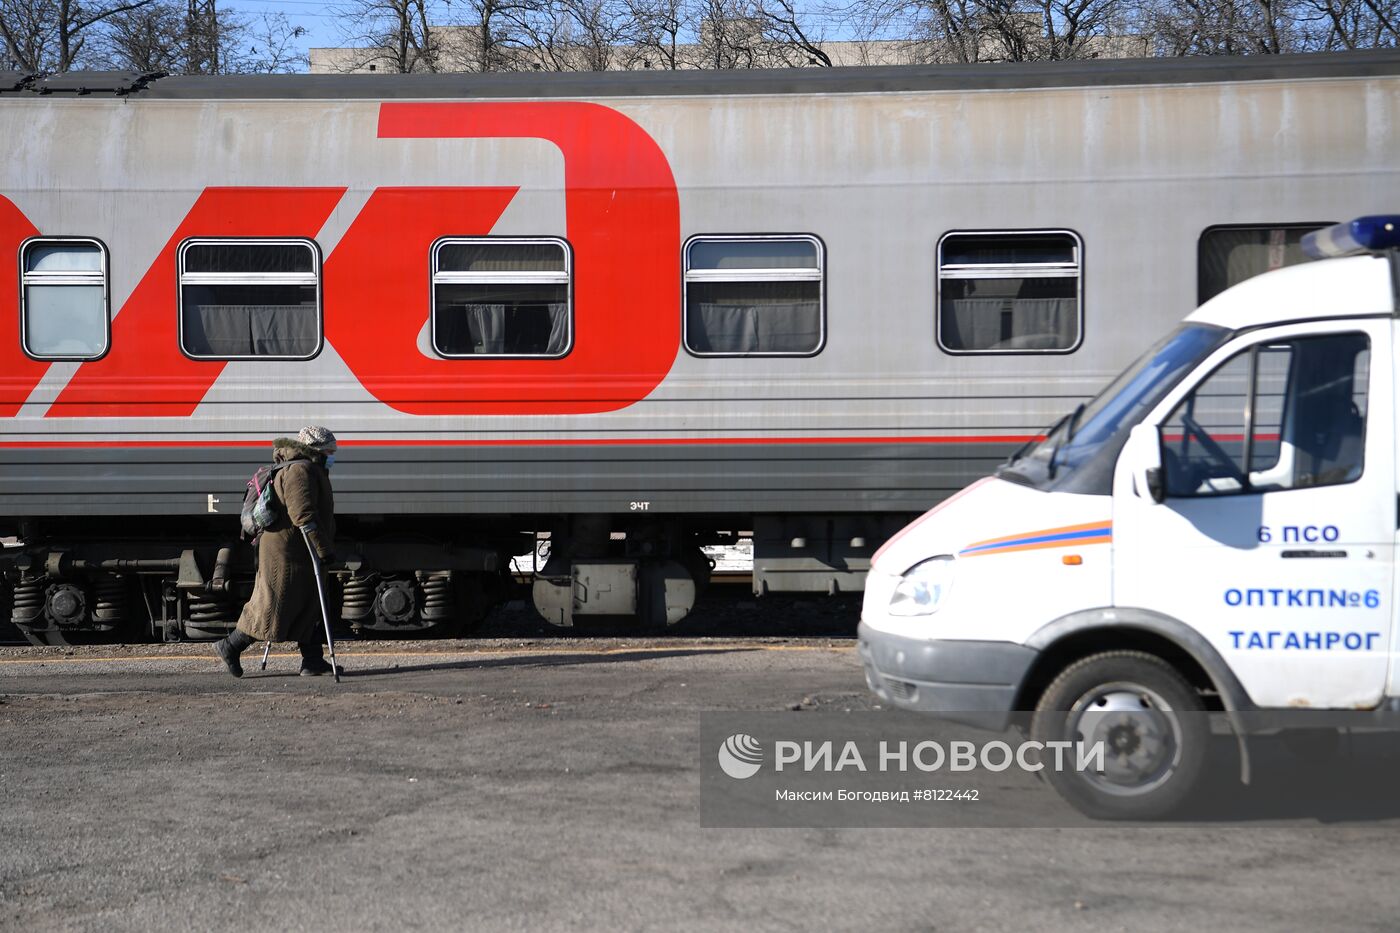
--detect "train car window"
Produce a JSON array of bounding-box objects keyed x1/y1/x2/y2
[
  {"x1": 683, "y1": 235, "x2": 824, "y2": 356},
  {"x1": 1197, "y1": 223, "x2": 1331, "y2": 305},
  {"x1": 937, "y1": 230, "x2": 1081, "y2": 354},
  {"x1": 178, "y1": 238, "x2": 321, "y2": 359},
  {"x1": 431, "y1": 237, "x2": 572, "y2": 358},
  {"x1": 20, "y1": 238, "x2": 110, "y2": 360}
]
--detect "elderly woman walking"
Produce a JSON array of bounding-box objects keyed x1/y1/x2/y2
[{"x1": 213, "y1": 426, "x2": 340, "y2": 677}]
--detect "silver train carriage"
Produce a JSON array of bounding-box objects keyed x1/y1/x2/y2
[{"x1": 0, "y1": 51, "x2": 1397, "y2": 643}]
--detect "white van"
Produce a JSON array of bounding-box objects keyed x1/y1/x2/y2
[{"x1": 859, "y1": 216, "x2": 1400, "y2": 818}]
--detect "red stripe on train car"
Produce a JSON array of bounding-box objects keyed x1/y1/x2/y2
[
  {"x1": 0, "y1": 196, "x2": 46, "y2": 417},
  {"x1": 0, "y1": 434, "x2": 1041, "y2": 449}
]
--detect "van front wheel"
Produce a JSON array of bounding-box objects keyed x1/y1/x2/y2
[{"x1": 1030, "y1": 651, "x2": 1207, "y2": 820}]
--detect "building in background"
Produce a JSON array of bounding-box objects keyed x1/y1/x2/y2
[{"x1": 309, "y1": 21, "x2": 1151, "y2": 74}]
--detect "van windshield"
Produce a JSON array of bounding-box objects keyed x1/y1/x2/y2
[{"x1": 999, "y1": 323, "x2": 1231, "y2": 494}]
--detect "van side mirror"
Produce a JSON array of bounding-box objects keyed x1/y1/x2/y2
[
  {"x1": 1145, "y1": 466, "x2": 1166, "y2": 504},
  {"x1": 1120, "y1": 423, "x2": 1166, "y2": 504}
]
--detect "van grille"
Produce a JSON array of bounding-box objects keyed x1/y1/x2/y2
[{"x1": 883, "y1": 677, "x2": 918, "y2": 702}]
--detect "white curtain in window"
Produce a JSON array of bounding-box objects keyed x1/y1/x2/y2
[
  {"x1": 544, "y1": 303, "x2": 569, "y2": 355},
  {"x1": 458, "y1": 302, "x2": 569, "y2": 355},
  {"x1": 249, "y1": 305, "x2": 318, "y2": 356},
  {"x1": 465, "y1": 304, "x2": 507, "y2": 354},
  {"x1": 25, "y1": 284, "x2": 105, "y2": 356},
  {"x1": 943, "y1": 297, "x2": 1076, "y2": 350},
  {"x1": 187, "y1": 304, "x2": 317, "y2": 356},
  {"x1": 689, "y1": 301, "x2": 820, "y2": 353}
]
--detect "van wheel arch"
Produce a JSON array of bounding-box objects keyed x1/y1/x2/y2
[
  {"x1": 1016, "y1": 607, "x2": 1257, "y2": 784},
  {"x1": 1016, "y1": 626, "x2": 1219, "y2": 713},
  {"x1": 1018, "y1": 607, "x2": 1254, "y2": 713}
]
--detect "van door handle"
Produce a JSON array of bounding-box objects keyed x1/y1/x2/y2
[{"x1": 1280, "y1": 549, "x2": 1347, "y2": 559}]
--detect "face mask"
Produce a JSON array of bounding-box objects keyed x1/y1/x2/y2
[{"x1": 324, "y1": 454, "x2": 336, "y2": 471}]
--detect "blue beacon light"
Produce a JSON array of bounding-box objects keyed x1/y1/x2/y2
[{"x1": 1302, "y1": 216, "x2": 1400, "y2": 259}]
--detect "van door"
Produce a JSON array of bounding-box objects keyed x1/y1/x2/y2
[
  {"x1": 1392, "y1": 322, "x2": 1400, "y2": 701},
  {"x1": 1114, "y1": 320, "x2": 1394, "y2": 709}
]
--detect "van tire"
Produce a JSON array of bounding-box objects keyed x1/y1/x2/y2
[{"x1": 1031, "y1": 650, "x2": 1207, "y2": 820}]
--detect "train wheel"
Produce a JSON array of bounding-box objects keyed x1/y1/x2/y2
[{"x1": 13, "y1": 577, "x2": 133, "y2": 646}]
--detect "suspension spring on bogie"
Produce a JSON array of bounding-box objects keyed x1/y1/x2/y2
[
  {"x1": 11, "y1": 577, "x2": 44, "y2": 627},
  {"x1": 341, "y1": 573, "x2": 376, "y2": 624},
  {"x1": 92, "y1": 574, "x2": 127, "y2": 625},
  {"x1": 185, "y1": 593, "x2": 239, "y2": 626},
  {"x1": 418, "y1": 571, "x2": 455, "y2": 623}
]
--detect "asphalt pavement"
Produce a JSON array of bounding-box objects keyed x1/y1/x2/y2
[{"x1": 2, "y1": 638, "x2": 1398, "y2": 932}]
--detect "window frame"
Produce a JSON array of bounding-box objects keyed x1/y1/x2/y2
[
  {"x1": 1196, "y1": 222, "x2": 1333, "y2": 306},
  {"x1": 682, "y1": 233, "x2": 827, "y2": 359},
  {"x1": 19, "y1": 235, "x2": 112, "y2": 362},
  {"x1": 1159, "y1": 331, "x2": 1371, "y2": 499},
  {"x1": 176, "y1": 236, "x2": 324, "y2": 362},
  {"x1": 935, "y1": 227, "x2": 1084, "y2": 356},
  {"x1": 429, "y1": 235, "x2": 574, "y2": 360}
]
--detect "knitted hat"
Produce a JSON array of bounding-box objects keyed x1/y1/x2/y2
[{"x1": 297, "y1": 425, "x2": 338, "y2": 452}]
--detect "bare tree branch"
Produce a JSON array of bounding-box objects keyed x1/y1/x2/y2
[
  {"x1": 2, "y1": 0, "x2": 156, "y2": 71},
  {"x1": 625, "y1": 0, "x2": 688, "y2": 68},
  {"x1": 750, "y1": 0, "x2": 831, "y2": 65},
  {"x1": 331, "y1": 0, "x2": 445, "y2": 72}
]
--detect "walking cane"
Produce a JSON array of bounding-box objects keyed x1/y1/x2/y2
[
  {"x1": 260, "y1": 639, "x2": 272, "y2": 670},
  {"x1": 300, "y1": 525, "x2": 341, "y2": 683}
]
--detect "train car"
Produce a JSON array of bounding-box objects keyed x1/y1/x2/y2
[{"x1": 0, "y1": 51, "x2": 1397, "y2": 645}]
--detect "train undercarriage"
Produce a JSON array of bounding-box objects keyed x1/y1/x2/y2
[{"x1": 0, "y1": 513, "x2": 907, "y2": 645}]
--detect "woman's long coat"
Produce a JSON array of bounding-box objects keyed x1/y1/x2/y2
[{"x1": 235, "y1": 439, "x2": 336, "y2": 643}]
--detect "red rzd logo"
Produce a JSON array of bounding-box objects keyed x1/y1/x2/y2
[{"x1": 0, "y1": 102, "x2": 681, "y2": 419}]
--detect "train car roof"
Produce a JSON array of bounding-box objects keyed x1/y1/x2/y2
[{"x1": 2, "y1": 49, "x2": 1399, "y2": 100}]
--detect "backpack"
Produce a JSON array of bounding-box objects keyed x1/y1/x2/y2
[{"x1": 240, "y1": 462, "x2": 293, "y2": 539}]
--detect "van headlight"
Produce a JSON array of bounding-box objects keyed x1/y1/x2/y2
[{"x1": 888, "y1": 557, "x2": 955, "y2": 616}]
